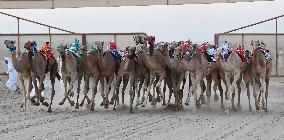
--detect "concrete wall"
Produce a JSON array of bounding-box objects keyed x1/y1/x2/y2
[{"x1": 216, "y1": 33, "x2": 284, "y2": 76}]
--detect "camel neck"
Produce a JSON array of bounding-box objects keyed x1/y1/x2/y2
[
  {"x1": 141, "y1": 50, "x2": 154, "y2": 70},
  {"x1": 216, "y1": 58, "x2": 228, "y2": 72},
  {"x1": 11, "y1": 51, "x2": 23, "y2": 73}
]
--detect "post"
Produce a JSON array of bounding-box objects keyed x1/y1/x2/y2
[
  {"x1": 241, "y1": 34, "x2": 244, "y2": 46},
  {"x1": 276, "y1": 18, "x2": 278, "y2": 76},
  {"x1": 82, "y1": 34, "x2": 87, "y2": 46},
  {"x1": 49, "y1": 27, "x2": 52, "y2": 45},
  {"x1": 17, "y1": 18, "x2": 20, "y2": 57}
]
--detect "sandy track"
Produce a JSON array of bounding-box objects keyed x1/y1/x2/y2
[{"x1": 1, "y1": 77, "x2": 284, "y2": 140}]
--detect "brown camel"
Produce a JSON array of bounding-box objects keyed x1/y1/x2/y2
[
  {"x1": 4, "y1": 40, "x2": 33, "y2": 111},
  {"x1": 160, "y1": 43, "x2": 185, "y2": 110},
  {"x1": 251, "y1": 40, "x2": 272, "y2": 111},
  {"x1": 24, "y1": 41, "x2": 60, "y2": 112},
  {"x1": 97, "y1": 41, "x2": 118, "y2": 109},
  {"x1": 57, "y1": 43, "x2": 85, "y2": 109},
  {"x1": 136, "y1": 43, "x2": 167, "y2": 107},
  {"x1": 113, "y1": 46, "x2": 137, "y2": 112},
  {"x1": 133, "y1": 35, "x2": 151, "y2": 107},
  {"x1": 215, "y1": 50, "x2": 243, "y2": 113},
  {"x1": 81, "y1": 41, "x2": 101, "y2": 111}
]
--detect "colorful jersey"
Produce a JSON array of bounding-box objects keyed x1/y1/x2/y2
[{"x1": 40, "y1": 44, "x2": 54, "y2": 60}]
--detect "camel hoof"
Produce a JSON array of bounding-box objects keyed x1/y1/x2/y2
[
  {"x1": 47, "y1": 108, "x2": 52, "y2": 113},
  {"x1": 162, "y1": 102, "x2": 167, "y2": 106},
  {"x1": 100, "y1": 102, "x2": 104, "y2": 106},
  {"x1": 113, "y1": 107, "x2": 116, "y2": 111},
  {"x1": 20, "y1": 103, "x2": 24, "y2": 108},
  {"x1": 69, "y1": 92, "x2": 74, "y2": 97},
  {"x1": 109, "y1": 97, "x2": 114, "y2": 105},
  {"x1": 42, "y1": 102, "x2": 49, "y2": 107},
  {"x1": 59, "y1": 101, "x2": 64, "y2": 105},
  {"x1": 237, "y1": 103, "x2": 241, "y2": 111},
  {"x1": 130, "y1": 109, "x2": 134, "y2": 114},
  {"x1": 200, "y1": 96, "x2": 206, "y2": 105},
  {"x1": 184, "y1": 102, "x2": 189, "y2": 106},
  {"x1": 69, "y1": 101, "x2": 75, "y2": 106},
  {"x1": 34, "y1": 102, "x2": 40, "y2": 106},
  {"x1": 91, "y1": 104, "x2": 94, "y2": 111},
  {"x1": 75, "y1": 103, "x2": 79, "y2": 109},
  {"x1": 148, "y1": 94, "x2": 153, "y2": 102},
  {"x1": 214, "y1": 94, "x2": 219, "y2": 102},
  {"x1": 80, "y1": 102, "x2": 84, "y2": 107},
  {"x1": 196, "y1": 103, "x2": 201, "y2": 109}
]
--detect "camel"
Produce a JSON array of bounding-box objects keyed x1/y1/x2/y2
[
  {"x1": 159, "y1": 43, "x2": 185, "y2": 110},
  {"x1": 97, "y1": 41, "x2": 118, "y2": 109},
  {"x1": 136, "y1": 43, "x2": 167, "y2": 107},
  {"x1": 57, "y1": 43, "x2": 85, "y2": 109},
  {"x1": 24, "y1": 41, "x2": 61, "y2": 112},
  {"x1": 147, "y1": 36, "x2": 155, "y2": 56},
  {"x1": 81, "y1": 41, "x2": 101, "y2": 111},
  {"x1": 4, "y1": 40, "x2": 33, "y2": 111},
  {"x1": 113, "y1": 46, "x2": 137, "y2": 112},
  {"x1": 214, "y1": 49, "x2": 243, "y2": 113},
  {"x1": 180, "y1": 49, "x2": 210, "y2": 112},
  {"x1": 251, "y1": 40, "x2": 272, "y2": 111}
]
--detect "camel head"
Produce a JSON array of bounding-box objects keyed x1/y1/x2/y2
[
  {"x1": 24, "y1": 41, "x2": 37, "y2": 53},
  {"x1": 147, "y1": 36, "x2": 155, "y2": 45},
  {"x1": 57, "y1": 43, "x2": 68, "y2": 58},
  {"x1": 214, "y1": 49, "x2": 222, "y2": 61},
  {"x1": 95, "y1": 41, "x2": 105, "y2": 52},
  {"x1": 4, "y1": 40, "x2": 16, "y2": 52},
  {"x1": 251, "y1": 40, "x2": 260, "y2": 49},
  {"x1": 158, "y1": 42, "x2": 168, "y2": 56},
  {"x1": 133, "y1": 35, "x2": 147, "y2": 45}
]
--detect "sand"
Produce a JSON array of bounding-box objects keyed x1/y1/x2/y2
[{"x1": 0, "y1": 75, "x2": 284, "y2": 140}]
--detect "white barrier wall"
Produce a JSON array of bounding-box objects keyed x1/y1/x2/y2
[{"x1": 217, "y1": 33, "x2": 284, "y2": 76}]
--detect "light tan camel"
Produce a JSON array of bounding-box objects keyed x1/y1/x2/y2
[
  {"x1": 215, "y1": 50, "x2": 243, "y2": 113},
  {"x1": 160, "y1": 43, "x2": 185, "y2": 110},
  {"x1": 4, "y1": 40, "x2": 33, "y2": 111},
  {"x1": 136, "y1": 43, "x2": 167, "y2": 107},
  {"x1": 251, "y1": 41, "x2": 272, "y2": 111},
  {"x1": 180, "y1": 50, "x2": 210, "y2": 112},
  {"x1": 97, "y1": 41, "x2": 118, "y2": 109},
  {"x1": 57, "y1": 43, "x2": 85, "y2": 109},
  {"x1": 113, "y1": 46, "x2": 137, "y2": 113},
  {"x1": 24, "y1": 41, "x2": 61, "y2": 112},
  {"x1": 81, "y1": 41, "x2": 101, "y2": 111}
]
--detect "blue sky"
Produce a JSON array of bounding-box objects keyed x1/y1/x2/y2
[{"x1": 0, "y1": 0, "x2": 283, "y2": 42}]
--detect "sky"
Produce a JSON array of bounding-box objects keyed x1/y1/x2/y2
[{"x1": 0, "y1": 0, "x2": 284, "y2": 42}]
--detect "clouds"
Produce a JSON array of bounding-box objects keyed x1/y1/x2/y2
[{"x1": 0, "y1": 0, "x2": 283, "y2": 42}]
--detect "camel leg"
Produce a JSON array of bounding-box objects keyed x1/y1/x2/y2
[
  {"x1": 259, "y1": 76, "x2": 266, "y2": 110},
  {"x1": 113, "y1": 74, "x2": 122, "y2": 110},
  {"x1": 142, "y1": 75, "x2": 154, "y2": 107},
  {"x1": 151, "y1": 78, "x2": 158, "y2": 106},
  {"x1": 105, "y1": 76, "x2": 114, "y2": 109},
  {"x1": 236, "y1": 76, "x2": 242, "y2": 110},
  {"x1": 199, "y1": 79, "x2": 206, "y2": 105},
  {"x1": 163, "y1": 82, "x2": 167, "y2": 106},
  {"x1": 19, "y1": 75, "x2": 27, "y2": 111},
  {"x1": 191, "y1": 74, "x2": 203, "y2": 112},
  {"x1": 121, "y1": 76, "x2": 129, "y2": 104},
  {"x1": 38, "y1": 76, "x2": 49, "y2": 107},
  {"x1": 75, "y1": 75, "x2": 83, "y2": 109},
  {"x1": 48, "y1": 76, "x2": 56, "y2": 113},
  {"x1": 251, "y1": 77, "x2": 259, "y2": 110},
  {"x1": 246, "y1": 82, "x2": 252, "y2": 111},
  {"x1": 185, "y1": 73, "x2": 195, "y2": 106},
  {"x1": 225, "y1": 73, "x2": 233, "y2": 113},
  {"x1": 156, "y1": 75, "x2": 165, "y2": 106},
  {"x1": 90, "y1": 76, "x2": 99, "y2": 111},
  {"x1": 206, "y1": 76, "x2": 212, "y2": 108},
  {"x1": 264, "y1": 77, "x2": 269, "y2": 111},
  {"x1": 31, "y1": 75, "x2": 41, "y2": 106},
  {"x1": 129, "y1": 75, "x2": 135, "y2": 113},
  {"x1": 81, "y1": 75, "x2": 90, "y2": 107}
]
